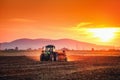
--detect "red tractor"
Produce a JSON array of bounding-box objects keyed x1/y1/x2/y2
[{"x1": 40, "y1": 45, "x2": 67, "y2": 61}]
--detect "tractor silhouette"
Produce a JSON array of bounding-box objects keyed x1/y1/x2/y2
[{"x1": 40, "y1": 45, "x2": 67, "y2": 61}]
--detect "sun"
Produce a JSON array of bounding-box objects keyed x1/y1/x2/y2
[{"x1": 88, "y1": 28, "x2": 117, "y2": 42}]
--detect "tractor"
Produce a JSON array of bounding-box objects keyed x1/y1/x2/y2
[{"x1": 40, "y1": 45, "x2": 67, "y2": 61}]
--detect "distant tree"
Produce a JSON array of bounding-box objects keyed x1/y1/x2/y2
[
  {"x1": 61, "y1": 47, "x2": 70, "y2": 51},
  {"x1": 38, "y1": 48, "x2": 42, "y2": 50},
  {"x1": 5, "y1": 48, "x2": 8, "y2": 51},
  {"x1": 0, "y1": 43, "x2": 1, "y2": 50},
  {"x1": 15, "y1": 47, "x2": 19, "y2": 51},
  {"x1": 91, "y1": 48, "x2": 94, "y2": 51},
  {"x1": 7, "y1": 49, "x2": 14, "y2": 52},
  {"x1": 27, "y1": 48, "x2": 32, "y2": 51}
]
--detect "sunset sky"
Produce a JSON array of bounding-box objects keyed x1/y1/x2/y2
[{"x1": 0, "y1": 0, "x2": 120, "y2": 47}]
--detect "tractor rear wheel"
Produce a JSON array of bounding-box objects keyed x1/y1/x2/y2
[{"x1": 40, "y1": 54, "x2": 45, "y2": 61}]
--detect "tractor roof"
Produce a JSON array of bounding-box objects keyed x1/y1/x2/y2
[{"x1": 45, "y1": 45, "x2": 55, "y2": 48}]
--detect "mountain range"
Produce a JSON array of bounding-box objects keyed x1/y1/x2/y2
[{"x1": 0, "y1": 38, "x2": 113, "y2": 50}]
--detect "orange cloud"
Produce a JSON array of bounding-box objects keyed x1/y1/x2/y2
[{"x1": 9, "y1": 18, "x2": 36, "y2": 22}]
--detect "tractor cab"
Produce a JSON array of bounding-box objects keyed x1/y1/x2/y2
[
  {"x1": 45, "y1": 45, "x2": 55, "y2": 52},
  {"x1": 42, "y1": 45, "x2": 55, "y2": 55}
]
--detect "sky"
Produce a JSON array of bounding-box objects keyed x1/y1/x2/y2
[{"x1": 0, "y1": 0, "x2": 120, "y2": 47}]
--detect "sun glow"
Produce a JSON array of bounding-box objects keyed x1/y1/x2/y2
[{"x1": 88, "y1": 28, "x2": 117, "y2": 42}]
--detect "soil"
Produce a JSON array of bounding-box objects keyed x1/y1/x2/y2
[{"x1": 0, "y1": 56, "x2": 120, "y2": 80}]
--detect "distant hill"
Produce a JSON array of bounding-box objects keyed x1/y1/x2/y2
[{"x1": 1, "y1": 38, "x2": 113, "y2": 50}]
